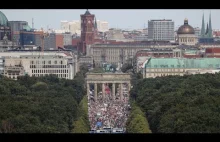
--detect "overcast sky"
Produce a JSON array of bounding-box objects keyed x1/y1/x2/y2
[{"x1": 1, "y1": 9, "x2": 220, "y2": 30}]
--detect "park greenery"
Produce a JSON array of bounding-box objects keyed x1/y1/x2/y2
[
  {"x1": 121, "y1": 62, "x2": 133, "y2": 73},
  {"x1": 126, "y1": 102, "x2": 151, "y2": 133},
  {"x1": 130, "y1": 73, "x2": 220, "y2": 133},
  {"x1": 72, "y1": 96, "x2": 90, "y2": 133},
  {"x1": 2, "y1": 59, "x2": 220, "y2": 133},
  {"x1": 0, "y1": 65, "x2": 89, "y2": 133}
]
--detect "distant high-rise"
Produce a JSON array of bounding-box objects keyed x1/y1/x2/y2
[
  {"x1": 148, "y1": 19, "x2": 175, "y2": 42},
  {"x1": 9, "y1": 21, "x2": 28, "y2": 32},
  {"x1": 96, "y1": 20, "x2": 109, "y2": 32},
  {"x1": 9, "y1": 21, "x2": 29, "y2": 46},
  {"x1": 60, "y1": 20, "x2": 81, "y2": 35},
  {"x1": 63, "y1": 32, "x2": 72, "y2": 46},
  {"x1": 44, "y1": 33, "x2": 64, "y2": 50},
  {"x1": 60, "y1": 19, "x2": 108, "y2": 35},
  {"x1": 194, "y1": 27, "x2": 201, "y2": 38}
]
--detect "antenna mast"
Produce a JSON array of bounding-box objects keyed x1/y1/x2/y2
[{"x1": 32, "y1": 18, "x2": 34, "y2": 29}]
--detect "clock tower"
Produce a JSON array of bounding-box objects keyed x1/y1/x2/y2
[{"x1": 78, "y1": 9, "x2": 95, "y2": 55}]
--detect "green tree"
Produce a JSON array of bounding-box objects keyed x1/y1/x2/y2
[
  {"x1": 72, "y1": 96, "x2": 90, "y2": 133},
  {"x1": 121, "y1": 63, "x2": 133, "y2": 73},
  {"x1": 131, "y1": 73, "x2": 220, "y2": 133},
  {"x1": 126, "y1": 103, "x2": 151, "y2": 133},
  {"x1": 72, "y1": 117, "x2": 89, "y2": 133}
]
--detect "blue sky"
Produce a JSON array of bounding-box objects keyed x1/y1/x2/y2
[{"x1": 1, "y1": 9, "x2": 220, "y2": 30}]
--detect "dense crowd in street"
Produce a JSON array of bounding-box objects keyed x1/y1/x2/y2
[{"x1": 88, "y1": 83, "x2": 130, "y2": 131}]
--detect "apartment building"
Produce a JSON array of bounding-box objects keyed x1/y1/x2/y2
[{"x1": 3, "y1": 55, "x2": 74, "y2": 80}]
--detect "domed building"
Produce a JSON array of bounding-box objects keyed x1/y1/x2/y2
[
  {"x1": 177, "y1": 18, "x2": 197, "y2": 46},
  {"x1": 0, "y1": 11, "x2": 11, "y2": 41}
]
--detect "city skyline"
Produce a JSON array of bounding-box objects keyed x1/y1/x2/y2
[{"x1": 1, "y1": 9, "x2": 220, "y2": 30}]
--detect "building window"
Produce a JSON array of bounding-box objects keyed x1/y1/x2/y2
[
  {"x1": 48, "y1": 61, "x2": 51, "y2": 64},
  {"x1": 54, "y1": 61, "x2": 57, "y2": 64}
]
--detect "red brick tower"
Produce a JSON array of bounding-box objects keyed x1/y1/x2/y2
[{"x1": 78, "y1": 9, "x2": 95, "y2": 55}]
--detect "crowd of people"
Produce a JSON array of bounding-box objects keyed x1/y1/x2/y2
[{"x1": 88, "y1": 83, "x2": 130, "y2": 131}]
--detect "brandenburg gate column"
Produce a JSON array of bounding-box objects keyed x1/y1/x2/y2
[
  {"x1": 120, "y1": 83, "x2": 123, "y2": 101},
  {"x1": 112, "y1": 83, "x2": 115, "y2": 100},
  {"x1": 128, "y1": 82, "x2": 131, "y2": 101},
  {"x1": 102, "y1": 83, "x2": 105, "y2": 99},
  {"x1": 128, "y1": 82, "x2": 131, "y2": 92},
  {"x1": 94, "y1": 83, "x2": 97, "y2": 102},
  {"x1": 87, "y1": 83, "x2": 90, "y2": 97}
]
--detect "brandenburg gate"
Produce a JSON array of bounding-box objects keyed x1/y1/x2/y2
[{"x1": 86, "y1": 73, "x2": 131, "y2": 101}]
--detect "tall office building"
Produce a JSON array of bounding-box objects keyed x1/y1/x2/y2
[
  {"x1": 194, "y1": 27, "x2": 201, "y2": 38},
  {"x1": 63, "y1": 32, "x2": 72, "y2": 46},
  {"x1": 60, "y1": 20, "x2": 108, "y2": 35},
  {"x1": 44, "y1": 33, "x2": 63, "y2": 50},
  {"x1": 96, "y1": 20, "x2": 109, "y2": 32},
  {"x1": 148, "y1": 19, "x2": 175, "y2": 42},
  {"x1": 60, "y1": 20, "x2": 81, "y2": 35},
  {"x1": 9, "y1": 21, "x2": 28, "y2": 32}
]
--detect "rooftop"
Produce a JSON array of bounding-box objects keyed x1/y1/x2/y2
[
  {"x1": 8, "y1": 21, "x2": 27, "y2": 23},
  {"x1": 9, "y1": 55, "x2": 66, "y2": 59},
  {"x1": 149, "y1": 19, "x2": 172, "y2": 22},
  {"x1": 145, "y1": 58, "x2": 220, "y2": 69},
  {"x1": 84, "y1": 9, "x2": 91, "y2": 15}
]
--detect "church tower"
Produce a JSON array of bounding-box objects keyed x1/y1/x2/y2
[
  {"x1": 200, "y1": 12, "x2": 205, "y2": 38},
  {"x1": 199, "y1": 11, "x2": 214, "y2": 43},
  {"x1": 208, "y1": 12, "x2": 213, "y2": 38},
  {"x1": 205, "y1": 23, "x2": 209, "y2": 35},
  {"x1": 78, "y1": 9, "x2": 95, "y2": 55}
]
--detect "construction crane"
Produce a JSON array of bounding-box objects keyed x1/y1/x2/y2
[{"x1": 40, "y1": 28, "x2": 49, "y2": 56}]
